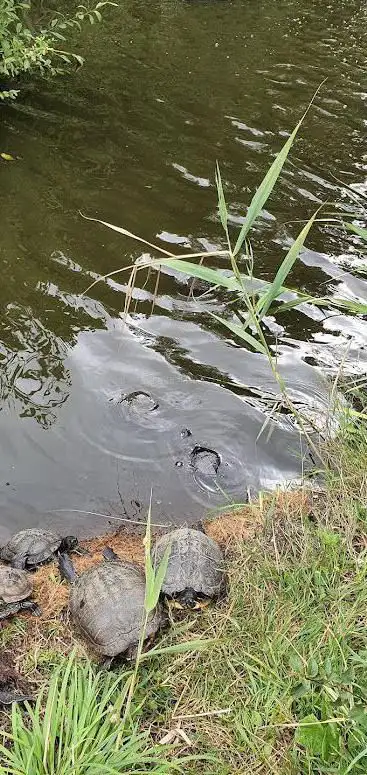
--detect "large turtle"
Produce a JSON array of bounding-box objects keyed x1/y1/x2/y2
[
  {"x1": 0, "y1": 528, "x2": 79, "y2": 569},
  {"x1": 0, "y1": 565, "x2": 40, "y2": 621},
  {"x1": 58, "y1": 549, "x2": 161, "y2": 658},
  {"x1": 152, "y1": 527, "x2": 225, "y2": 609}
]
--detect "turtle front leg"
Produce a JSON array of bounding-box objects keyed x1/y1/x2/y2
[
  {"x1": 0, "y1": 689, "x2": 34, "y2": 705},
  {"x1": 0, "y1": 600, "x2": 41, "y2": 621},
  {"x1": 0, "y1": 602, "x2": 22, "y2": 621},
  {"x1": 19, "y1": 600, "x2": 41, "y2": 616}
]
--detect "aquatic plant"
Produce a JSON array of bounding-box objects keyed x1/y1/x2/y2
[
  {"x1": 83, "y1": 94, "x2": 367, "y2": 362},
  {"x1": 82, "y1": 92, "x2": 367, "y2": 443}
]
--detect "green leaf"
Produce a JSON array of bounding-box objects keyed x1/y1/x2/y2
[
  {"x1": 345, "y1": 222, "x2": 367, "y2": 241},
  {"x1": 256, "y1": 210, "x2": 318, "y2": 319},
  {"x1": 144, "y1": 499, "x2": 171, "y2": 613},
  {"x1": 233, "y1": 108, "x2": 309, "y2": 256},
  {"x1": 210, "y1": 313, "x2": 267, "y2": 354},
  {"x1": 150, "y1": 540, "x2": 172, "y2": 612},
  {"x1": 324, "y1": 658, "x2": 332, "y2": 678},
  {"x1": 0, "y1": 152, "x2": 15, "y2": 161},
  {"x1": 162, "y1": 259, "x2": 239, "y2": 291},
  {"x1": 295, "y1": 714, "x2": 333, "y2": 757},
  {"x1": 289, "y1": 653, "x2": 304, "y2": 673},
  {"x1": 215, "y1": 163, "x2": 229, "y2": 233},
  {"x1": 349, "y1": 705, "x2": 367, "y2": 730},
  {"x1": 291, "y1": 681, "x2": 311, "y2": 699},
  {"x1": 307, "y1": 658, "x2": 319, "y2": 679},
  {"x1": 141, "y1": 639, "x2": 216, "y2": 660}
]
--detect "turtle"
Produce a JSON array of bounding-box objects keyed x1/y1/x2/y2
[
  {"x1": 152, "y1": 527, "x2": 225, "y2": 610},
  {"x1": 0, "y1": 564, "x2": 40, "y2": 621},
  {"x1": 190, "y1": 446, "x2": 221, "y2": 477},
  {"x1": 174, "y1": 431, "x2": 222, "y2": 487},
  {"x1": 58, "y1": 549, "x2": 162, "y2": 658},
  {"x1": 0, "y1": 528, "x2": 80, "y2": 569}
]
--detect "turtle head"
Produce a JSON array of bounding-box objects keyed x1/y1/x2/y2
[
  {"x1": 176, "y1": 587, "x2": 199, "y2": 609},
  {"x1": 60, "y1": 536, "x2": 78, "y2": 553}
]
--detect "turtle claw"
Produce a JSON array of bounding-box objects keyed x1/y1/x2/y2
[
  {"x1": 102, "y1": 547, "x2": 120, "y2": 562},
  {"x1": 74, "y1": 546, "x2": 90, "y2": 556}
]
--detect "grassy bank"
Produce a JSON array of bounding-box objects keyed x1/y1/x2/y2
[
  {"x1": 149, "y1": 403, "x2": 367, "y2": 774},
  {"x1": 1, "y1": 396, "x2": 367, "y2": 773}
]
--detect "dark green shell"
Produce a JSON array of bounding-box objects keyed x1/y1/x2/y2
[
  {"x1": 152, "y1": 528, "x2": 224, "y2": 598},
  {"x1": 0, "y1": 529, "x2": 61, "y2": 566},
  {"x1": 69, "y1": 561, "x2": 161, "y2": 656}
]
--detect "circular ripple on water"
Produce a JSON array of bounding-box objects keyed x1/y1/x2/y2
[
  {"x1": 118, "y1": 391, "x2": 159, "y2": 416},
  {"x1": 190, "y1": 445, "x2": 222, "y2": 491}
]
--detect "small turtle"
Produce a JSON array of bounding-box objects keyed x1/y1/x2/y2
[
  {"x1": 121, "y1": 391, "x2": 159, "y2": 415},
  {"x1": 58, "y1": 550, "x2": 161, "y2": 658},
  {"x1": 152, "y1": 527, "x2": 225, "y2": 610},
  {"x1": 0, "y1": 565, "x2": 40, "y2": 621},
  {"x1": 190, "y1": 446, "x2": 221, "y2": 477},
  {"x1": 0, "y1": 528, "x2": 79, "y2": 569}
]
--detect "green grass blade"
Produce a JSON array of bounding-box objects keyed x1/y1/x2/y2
[
  {"x1": 232, "y1": 119, "x2": 304, "y2": 256},
  {"x1": 150, "y1": 541, "x2": 172, "y2": 612},
  {"x1": 210, "y1": 313, "x2": 267, "y2": 354},
  {"x1": 232, "y1": 85, "x2": 325, "y2": 257},
  {"x1": 140, "y1": 638, "x2": 217, "y2": 660},
  {"x1": 143, "y1": 497, "x2": 156, "y2": 613},
  {"x1": 255, "y1": 211, "x2": 318, "y2": 319},
  {"x1": 275, "y1": 294, "x2": 367, "y2": 316},
  {"x1": 160, "y1": 259, "x2": 239, "y2": 291},
  {"x1": 215, "y1": 162, "x2": 229, "y2": 233},
  {"x1": 344, "y1": 222, "x2": 367, "y2": 241}
]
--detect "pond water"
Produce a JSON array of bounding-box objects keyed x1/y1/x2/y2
[{"x1": 0, "y1": 0, "x2": 366, "y2": 538}]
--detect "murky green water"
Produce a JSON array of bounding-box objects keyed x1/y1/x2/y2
[{"x1": 0, "y1": 0, "x2": 366, "y2": 538}]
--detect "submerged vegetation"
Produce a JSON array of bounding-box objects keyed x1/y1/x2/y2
[{"x1": 0, "y1": 0, "x2": 113, "y2": 99}]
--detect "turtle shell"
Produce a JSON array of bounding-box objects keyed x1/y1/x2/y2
[
  {"x1": 69, "y1": 561, "x2": 161, "y2": 656},
  {"x1": 152, "y1": 528, "x2": 224, "y2": 599},
  {"x1": 0, "y1": 566, "x2": 32, "y2": 604},
  {"x1": 0, "y1": 529, "x2": 61, "y2": 567}
]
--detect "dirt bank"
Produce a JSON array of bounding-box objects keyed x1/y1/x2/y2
[{"x1": 0, "y1": 491, "x2": 309, "y2": 691}]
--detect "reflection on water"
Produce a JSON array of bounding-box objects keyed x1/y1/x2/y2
[{"x1": 0, "y1": 0, "x2": 366, "y2": 537}]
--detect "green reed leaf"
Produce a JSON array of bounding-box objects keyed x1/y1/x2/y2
[
  {"x1": 256, "y1": 211, "x2": 318, "y2": 319},
  {"x1": 210, "y1": 313, "x2": 267, "y2": 354}
]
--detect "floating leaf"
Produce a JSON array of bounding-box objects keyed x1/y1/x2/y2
[{"x1": 1, "y1": 152, "x2": 15, "y2": 161}]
